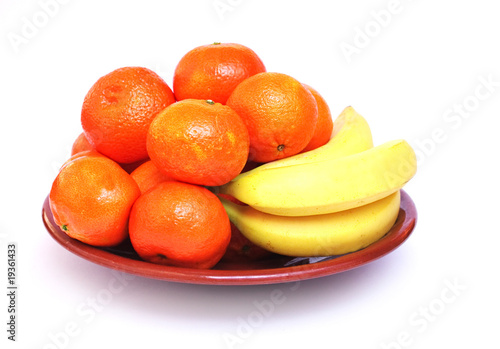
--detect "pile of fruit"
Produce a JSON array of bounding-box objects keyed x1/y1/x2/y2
[{"x1": 49, "y1": 42, "x2": 417, "y2": 269}]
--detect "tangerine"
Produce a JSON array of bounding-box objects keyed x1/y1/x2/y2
[
  {"x1": 301, "y1": 84, "x2": 334, "y2": 152},
  {"x1": 226, "y1": 72, "x2": 318, "y2": 163},
  {"x1": 147, "y1": 99, "x2": 249, "y2": 186},
  {"x1": 81, "y1": 66, "x2": 175, "y2": 164},
  {"x1": 49, "y1": 151, "x2": 141, "y2": 247},
  {"x1": 71, "y1": 132, "x2": 93, "y2": 155},
  {"x1": 70, "y1": 133, "x2": 147, "y2": 173},
  {"x1": 130, "y1": 160, "x2": 175, "y2": 194},
  {"x1": 129, "y1": 181, "x2": 231, "y2": 269},
  {"x1": 173, "y1": 42, "x2": 266, "y2": 104}
]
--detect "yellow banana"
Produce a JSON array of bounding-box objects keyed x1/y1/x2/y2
[
  {"x1": 219, "y1": 139, "x2": 417, "y2": 216},
  {"x1": 249, "y1": 106, "x2": 373, "y2": 170},
  {"x1": 219, "y1": 191, "x2": 401, "y2": 257}
]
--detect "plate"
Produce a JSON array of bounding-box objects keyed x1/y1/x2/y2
[{"x1": 42, "y1": 190, "x2": 417, "y2": 285}]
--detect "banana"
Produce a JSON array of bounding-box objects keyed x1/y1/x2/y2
[
  {"x1": 219, "y1": 191, "x2": 401, "y2": 257},
  {"x1": 249, "y1": 106, "x2": 373, "y2": 170},
  {"x1": 219, "y1": 139, "x2": 417, "y2": 216}
]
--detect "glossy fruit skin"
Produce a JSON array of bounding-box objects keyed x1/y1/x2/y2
[
  {"x1": 147, "y1": 99, "x2": 250, "y2": 186},
  {"x1": 130, "y1": 160, "x2": 175, "y2": 194},
  {"x1": 301, "y1": 85, "x2": 334, "y2": 152},
  {"x1": 173, "y1": 42, "x2": 266, "y2": 104},
  {"x1": 221, "y1": 139, "x2": 416, "y2": 216},
  {"x1": 248, "y1": 106, "x2": 373, "y2": 170},
  {"x1": 220, "y1": 191, "x2": 401, "y2": 257},
  {"x1": 70, "y1": 133, "x2": 147, "y2": 174},
  {"x1": 128, "y1": 181, "x2": 231, "y2": 269},
  {"x1": 49, "y1": 151, "x2": 141, "y2": 247},
  {"x1": 81, "y1": 66, "x2": 176, "y2": 164},
  {"x1": 226, "y1": 72, "x2": 318, "y2": 163}
]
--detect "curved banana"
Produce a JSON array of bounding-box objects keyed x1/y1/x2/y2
[
  {"x1": 219, "y1": 191, "x2": 401, "y2": 257},
  {"x1": 219, "y1": 139, "x2": 416, "y2": 216},
  {"x1": 251, "y1": 106, "x2": 373, "y2": 170}
]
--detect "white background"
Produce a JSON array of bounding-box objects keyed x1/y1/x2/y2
[{"x1": 1, "y1": 0, "x2": 499, "y2": 348}]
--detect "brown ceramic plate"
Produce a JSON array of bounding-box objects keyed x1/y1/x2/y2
[{"x1": 42, "y1": 190, "x2": 417, "y2": 285}]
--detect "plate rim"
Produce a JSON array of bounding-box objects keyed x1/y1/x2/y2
[{"x1": 42, "y1": 190, "x2": 417, "y2": 286}]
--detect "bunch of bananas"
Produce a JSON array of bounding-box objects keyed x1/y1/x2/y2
[{"x1": 216, "y1": 106, "x2": 417, "y2": 257}]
